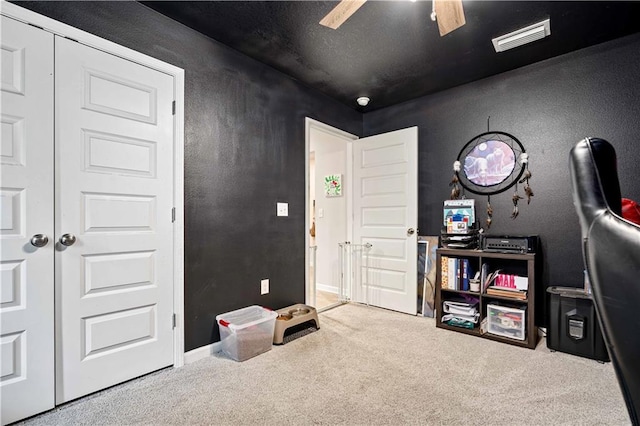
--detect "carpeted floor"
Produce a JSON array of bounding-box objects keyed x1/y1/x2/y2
[{"x1": 21, "y1": 304, "x2": 629, "y2": 425}]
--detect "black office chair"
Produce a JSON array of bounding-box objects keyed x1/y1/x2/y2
[{"x1": 569, "y1": 137, "x2": 640, "y2": 425}]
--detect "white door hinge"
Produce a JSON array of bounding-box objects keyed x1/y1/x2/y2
[
  {"x1": 172, "y1": 100, "x2": 176, "y2": 115},
  {"x1": 172, "y1": 313, "x2": 177, "y2": 329},
  {"x1": 171, "y1": 207, "x2": 176, "y2": 223}
]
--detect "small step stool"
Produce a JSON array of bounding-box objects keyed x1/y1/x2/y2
[{"x1": 273, "y1": 303, "x2": 320, "y2": 345}]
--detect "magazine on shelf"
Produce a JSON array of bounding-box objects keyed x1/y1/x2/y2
[
  {"x1": 481, "y1": 264, "x2": 503, "y2": 290},
  {"x1": 499, "y1": 274, "x2": 528, "y2": 290}
]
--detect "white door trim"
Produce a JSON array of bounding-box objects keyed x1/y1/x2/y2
[
  {"x1": 304, "y1": 118, "x2": 358, "y2": 308},
  {"x1": 0, "y1": 1, "x2": 186, "y2": 368}
]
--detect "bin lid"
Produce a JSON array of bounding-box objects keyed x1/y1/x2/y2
[
  {"x1": 216, "y1": 305, "x2": 277, "y2": 331},
  {"x1": 547, "y1": 286, "x2": 591, "y2": 299}
]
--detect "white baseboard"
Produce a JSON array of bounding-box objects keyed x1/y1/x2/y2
[
  {"x1": 183, "y1": 342, "x2": 222, "y2": 364},
  {"x1": 316, "y1": 282, "x2": 338, "y2": 294}
]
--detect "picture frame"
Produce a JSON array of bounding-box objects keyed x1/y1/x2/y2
[{"x1": 324, "y1": 174, "x2": 342, "y2": 197}]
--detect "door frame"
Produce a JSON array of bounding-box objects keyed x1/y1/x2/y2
[
  {"x1": 1, "y1": 3, "x2": 186, "y2": 367},
  {"x1": 304, "y1": 118, "x2": 358, "y2": 308}
]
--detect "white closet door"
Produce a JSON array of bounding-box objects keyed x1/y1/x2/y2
[
  {"x1": 0, "y1": 17, "x2": 55, "y2": 425},
  {"x1": 55, "y1": 37, "x2": 175, "y2": 403},
  {"x1": 352, "y1": 127, "x2": 418, "y2": 314}
]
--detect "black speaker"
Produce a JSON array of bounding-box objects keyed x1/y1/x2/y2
[{"x1": 546, "y1": 286, "x2": 609, "y2": 362}]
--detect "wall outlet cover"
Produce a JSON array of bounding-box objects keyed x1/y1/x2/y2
[
  {"x1": 261, "y1": 278, "x2": 269, "y2": 295},
  {"x1": 277, "y1": 202, "x2": 288, "y2": 217}
]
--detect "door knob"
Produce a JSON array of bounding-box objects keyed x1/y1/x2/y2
[
  {"x1": 407, "y1": 228, "x2": 416, "y2": 236},
  {"x1": 30, "y1": 234, "x2": 49, "y2": 247},
  {"x1": 59, "y1": 233, "x2": 77, "y2": 246}
]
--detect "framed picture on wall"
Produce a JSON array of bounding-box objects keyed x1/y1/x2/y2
[{"x1": 324, "y1": 174, "x2": 342, "y2": 197}]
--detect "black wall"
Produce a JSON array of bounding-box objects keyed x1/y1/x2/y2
[
  {"x1": 15, "y1": 1, "x2": 361, "y2": 351},
  {"x1": 15, "y1": 2, "x2": 640, "y2": 348},
  {"x1": 364, "y1": 33, "x2": 640, "y2": 325}
]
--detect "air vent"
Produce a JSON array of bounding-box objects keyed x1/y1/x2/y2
[{"x1": 492, "y1": 19, "x2": 551, "y2": 53}]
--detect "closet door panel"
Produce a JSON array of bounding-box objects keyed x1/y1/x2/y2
[
  {"x1": 54, "y1": 36, "x2": 175, "y2": 403},
  {"x1": 0, "y1": 17, "x2": 54, "y2": 425}
]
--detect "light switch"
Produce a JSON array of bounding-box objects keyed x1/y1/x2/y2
[{"x1": 277, "y1": 202, "x2": 288, "y2": 217}]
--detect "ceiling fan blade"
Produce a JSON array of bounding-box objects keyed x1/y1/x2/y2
[
  {"x1": 320, "y1": 0, "x2": 367, "y2": 30},
  {"x1": 434, "y1": 0, "x2": 466, "y2": 36}
]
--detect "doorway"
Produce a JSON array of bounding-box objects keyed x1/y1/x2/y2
[
  {"x1": 305, "y1": 119, "x2": 419, "y2": 315},
  {"x1": 305, "y1": 119, "x2": 357, "y2": 311}
]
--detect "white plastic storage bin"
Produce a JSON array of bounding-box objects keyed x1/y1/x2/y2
[
  {"x1": 486, "y1": 304, "x2": 526, "y2": 341},
  {"x1": 216, "y1": 305, "x2": 278, "y2": 361}
]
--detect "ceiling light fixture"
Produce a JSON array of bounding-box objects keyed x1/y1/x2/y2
[
  {"x1": 492, "y1": 19, "x2": 551, "y2": 53},
  {"x1": 357, "y1": 96, "x2": 370, "y2": 106}
]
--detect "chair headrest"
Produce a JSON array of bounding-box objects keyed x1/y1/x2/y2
[{"x1": 569, "y1": 138, "x2": 622, "y2": 238}]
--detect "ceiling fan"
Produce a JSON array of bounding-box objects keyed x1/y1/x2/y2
[{"x1": 319, "y1": 0, "x2": 466, "y2": 36}]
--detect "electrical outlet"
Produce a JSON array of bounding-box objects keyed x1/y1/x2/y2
[
  {"x1": 277, "y1": 202, "x2": 288, "y2": 217},
  {"x1": 261, "y1": 278, "x2": 269, "y2": 295}
]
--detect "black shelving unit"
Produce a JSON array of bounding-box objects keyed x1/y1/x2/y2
[{"x1": 435, "y1": 248, "x2": 538, "y2": 349}]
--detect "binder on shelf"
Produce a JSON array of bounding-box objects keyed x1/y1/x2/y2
[
  {"x1": 462, "y1": 259, "x2": 470, "y2": 291},
  {"x1": 448, "y1": 257, "x2": 457, "y2": 290},
  {"x1": 441, "y1": 256, "x2": 449, "y2": 289}
]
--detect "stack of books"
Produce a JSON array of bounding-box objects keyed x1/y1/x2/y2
[
  {"x1": 484, "y1": 269, "x2": 528, "y2": 300},
  {"x1": 440, "y1": 256, "x2": 474, "y2": 291},
  {"x1": 486, "y1": 286, "x2": 527, "y2": 300}
]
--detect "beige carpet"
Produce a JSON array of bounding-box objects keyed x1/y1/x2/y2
[{"x1": 21, "y1": 304, "x2": 629, "y2": 425}]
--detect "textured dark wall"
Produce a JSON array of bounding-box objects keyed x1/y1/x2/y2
[
  {"x1": 13, "y1": 1, "x2": 640, "y2": 345},
  {"x1": 14, "y1": 1, "x2": 361, "y2": 351},
  {"x1": 363, "y1": 33, "x2": 640, "y2": 325}
]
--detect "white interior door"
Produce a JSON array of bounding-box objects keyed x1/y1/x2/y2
[
  {"x1": 55, "y1": 37, "x2": 175, "y2": 403},
  {"x1": 352, "y1": 127, "x2": 418, "y2": 314},
  {"x1": 0, "y1": 17, "x2": 55, "y2": 425}
]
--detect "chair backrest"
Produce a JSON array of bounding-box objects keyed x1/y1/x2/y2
[{"x1": 569, "y1": 137, "x2": 640, "y2": 425}]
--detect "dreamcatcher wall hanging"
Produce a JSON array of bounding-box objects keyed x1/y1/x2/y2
[{"x1": 449, "y1": 125, "x2": 533, "y2": 230}]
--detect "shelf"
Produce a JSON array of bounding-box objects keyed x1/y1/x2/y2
[
  {"x1": 482, "y1": 331, "x2": 534, "y2": 349},
  {"x1": 440, "y1": 289, "x2": 480, "y2": 296},
  {"x1": 437, "y1": 322, "x2": 481, "y2": 336},
  {"x1": 437, "y1": 247, "x2": 535, "y2": 261},
  {"x1": 435, "y1": 248, "x2": 539, "y2": 350},
  {"x1": 482, "y1": 293, "x2": 528, "y2": 303}
]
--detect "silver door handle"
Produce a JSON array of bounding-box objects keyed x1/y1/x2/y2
[
  {"x1": 59, "y1": 233, "x2": 77, "y2": 246},
  {"x1": 407, "y1": 228, "x2": 416, "y2": 236},
  {"x1": 30, "y1": 234, "x2": 49, "y2": 247}
]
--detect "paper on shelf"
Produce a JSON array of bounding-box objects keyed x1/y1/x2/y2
[
  {"x1": 442, "y1": 312, "x2": 480, "y2": 324},
  {"x1": 443, "y1": 300, "x2": 478, "y2": 316}
]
